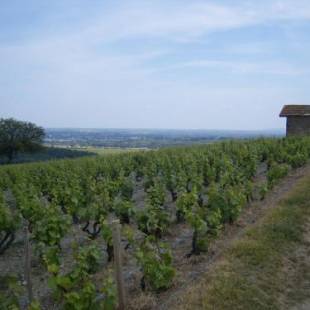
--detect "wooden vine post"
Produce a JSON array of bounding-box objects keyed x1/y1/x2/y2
[
  {"x1": 24, "y1": 223, "x2": 33, "y2": 304},
  {"x1": 112, "y1": 219, "x2": 126, "y2": 310}
]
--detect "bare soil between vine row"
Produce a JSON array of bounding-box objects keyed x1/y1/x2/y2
[{"x1": 1, "y1": 163, "x2": 310, "y2": 309}]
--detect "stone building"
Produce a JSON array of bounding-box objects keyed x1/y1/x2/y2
[{"x1": 280, "y1": 105, "x2": 310, "y2": 136}]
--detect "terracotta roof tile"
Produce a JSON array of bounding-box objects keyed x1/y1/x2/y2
[{"x1": 280, "y1": 105, "x2": 310, "y2": 117}]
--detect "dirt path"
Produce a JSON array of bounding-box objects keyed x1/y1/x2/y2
[{"x1": 155, "y1": 164, "x2": 310, "y2": 310}]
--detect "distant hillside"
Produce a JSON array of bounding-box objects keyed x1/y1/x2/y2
[{"x1": 45, "y1": 128, "x2": 285, "y2": 148}]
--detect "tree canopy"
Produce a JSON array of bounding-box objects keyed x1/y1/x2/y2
[{"x1": 0, "y1": 118, "x2": 45, "y2": 163}]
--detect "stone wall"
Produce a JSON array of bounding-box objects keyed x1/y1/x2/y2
[{"x1": 287, "y1": 116, "x2": 310, "y2": 136}]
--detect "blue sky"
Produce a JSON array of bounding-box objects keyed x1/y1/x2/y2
[{"x1": 1, "y1": 0, "x2": 310, "y2": 129}]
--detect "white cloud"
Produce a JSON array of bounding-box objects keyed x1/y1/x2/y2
[
  {"x1": 77, "y1": 0, "x2": 310, "y2": 43},
  {"x1": 175, "y1": 59, "x2": 307, "y2": 76},
  {"x1": 10, "y1": 0, "x2": 308, "y2": 47},
  {"x1": 2, "y1": 0, "x2": 308, "y2": 78}
]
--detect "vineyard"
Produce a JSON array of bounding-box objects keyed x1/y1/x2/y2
[{"x1": 1, "y1": 137, "x2": 310, "y2": 309}]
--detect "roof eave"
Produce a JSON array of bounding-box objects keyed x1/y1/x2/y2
[{"x1": 280, "y1": 113, "x2": 310, "y2": 117}]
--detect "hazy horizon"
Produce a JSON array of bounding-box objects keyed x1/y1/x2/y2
[
  {"x1": 1, "y1": 1, "x2": 309, "y2": 130},
  {"x1": 45, "y1": 127, "x2": 285, "y2": 132}
]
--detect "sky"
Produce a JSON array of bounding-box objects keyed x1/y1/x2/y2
[{"x1": 0, "y1": 0, "x2": 310, "y2": 130}]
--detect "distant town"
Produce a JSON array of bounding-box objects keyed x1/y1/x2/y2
[{"x1": 45, "y1": 128, "x2": 284, "y2": 149}]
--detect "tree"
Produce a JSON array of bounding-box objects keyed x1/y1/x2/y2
[{"x1": 0, "y1": 118, "x2": 45, "y2": 163}]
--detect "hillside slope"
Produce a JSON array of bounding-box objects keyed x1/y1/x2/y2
[{"x1": 165, "y1": 166, "x2": 310, "y2": 310}]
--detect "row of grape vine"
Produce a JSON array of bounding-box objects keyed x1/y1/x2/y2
[{"x1": 1, "y1": 137, "x2": 310, "y2": 309}]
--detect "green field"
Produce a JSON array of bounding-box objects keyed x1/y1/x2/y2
[{"x1": 74, "y1": 146, "x2": 147, "y2": 155}]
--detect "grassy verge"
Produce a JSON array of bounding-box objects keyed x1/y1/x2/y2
[{"x1": 176, "y1": 174, "x2": 310, "y2": 310}]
